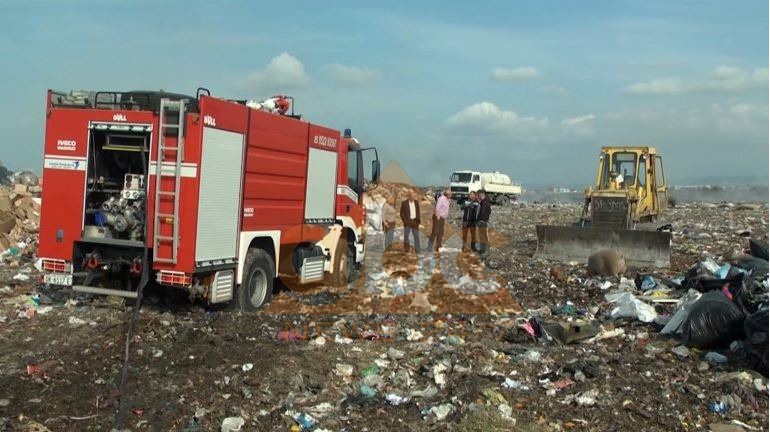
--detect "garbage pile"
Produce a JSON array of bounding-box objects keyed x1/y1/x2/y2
[
  {"x1": 0, "y1": 196, "x2": 767, "y2": 431},
  {"x1": 0, "y1": 172, "x2": 41, "y2": 260},
  {"x1": 660, "y1": 241, "x2": 769, "y2": 375}
]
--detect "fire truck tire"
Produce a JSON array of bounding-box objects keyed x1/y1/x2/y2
[
  {"x1": 237, "y1": 248, "x2": 275, "y2": 311},
  {"x1": 329, "y1": 237, "x2": 352, "y2": 287}
]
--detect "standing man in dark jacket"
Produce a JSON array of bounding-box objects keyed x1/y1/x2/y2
[
  {"x1": 462, "y1": 191, "x2": 479, "y2": 251},
  {"x1": 400, "y1": 191, "x2": 422, "y2": 253},
  {"x1": 476, "y1": 190, "x2": 492, "y2": 254}
]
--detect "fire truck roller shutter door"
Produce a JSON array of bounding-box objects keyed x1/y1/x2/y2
[
  {"x1": 304, "y1": 148, "x2": 338, "y2": 222},
  {"x1": 195, "y1": 127, "x2": 245, "y2": 264}
]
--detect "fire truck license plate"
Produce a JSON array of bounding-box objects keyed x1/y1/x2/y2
[{"x1": 44, "y1": 273, "x2": 73, "y2": 286}]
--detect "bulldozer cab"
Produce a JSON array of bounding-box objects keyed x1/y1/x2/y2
[{"x1": 594, "y1": 147, "x2": 668, "y2": 222}]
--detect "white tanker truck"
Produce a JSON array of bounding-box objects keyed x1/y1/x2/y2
[{"x1": 449, "y1": 170, "x2": 522, "y2": 205}]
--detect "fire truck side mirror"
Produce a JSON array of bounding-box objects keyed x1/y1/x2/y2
[{"x1": 371, "y1": 160, "x2": 380, "y2": 183}]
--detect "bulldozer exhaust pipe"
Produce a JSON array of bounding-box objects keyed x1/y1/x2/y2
[{"x1": 535, "y1": 225, "x2": 672, "y2": 268}]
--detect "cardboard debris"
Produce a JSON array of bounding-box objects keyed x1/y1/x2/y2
[{"x1": 0, "y1": 181, "x2": 41, "y2": 257}]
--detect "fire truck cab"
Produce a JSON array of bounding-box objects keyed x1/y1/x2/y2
[{"x1": 38, "y1": 89, "x2": 379, "y2": 310}]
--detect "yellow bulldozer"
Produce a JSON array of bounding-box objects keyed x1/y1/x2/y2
[{"x1": 536, "y1": 146, "x2": 672, "y2": 268}]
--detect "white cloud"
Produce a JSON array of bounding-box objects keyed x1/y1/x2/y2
[
  {"x1": 446, "y1": 102, "x2": 548, "y2": 134},
  {"x1": 491, "y1": 66, "x2": 539, "y2": 81},
  {"x1": 246, "y1": 52, "x2": 309, "y2": 92},
  {"x1": 559, "y1": 114, "x2": 596, "y2": 136},
  {"x1": 623, "y1": 78, "x2": 687, "y2": 95},
  {"x1": 323, "y1": 64, "x2": 381, "y2": 85},
  {"x1": 623, "y1": 66, "x2": 768, "y2": 95},
  {"x1": 713, "y1": 103, "x2": 769, "y2": 133},
  {"x1": 539, "y1": 85, "x2": 570, "y2": 96},
  {"x1": 561, "y1": 114, "x2": 595, "y2": 126}
]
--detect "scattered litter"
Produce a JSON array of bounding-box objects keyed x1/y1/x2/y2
[
  {"x1": 708, "y1": 400, "x2": 729, "y2": 414},
  {"x1": 671, "y1": 345, "x2": 691, "y2": 358},
  {"x1": 607, "y1": 292, "x2": 658, "y2": 323},
  {"x1": 68, "y1": 316, "x2": 87, "y2": 326},
  {"x1": 360, "y1": 385, "x2": 376, "y2": 398},
  {"x1": 502, "y1": 378, "x2": 530, "y2": 391},
  {"x1": 705, "y1": 352, "x2": 728, "y2": 365},
  {"x1": 406, "y1": 329, "x2": 424, "y2": 341},
  {"x1": 220, "y1": 416, "x2": 246, "y2": 432},
  {"x1": 385, "y1": 393, "x2": 410, "y2": 405},
  {"x1": 426, "y1": 403, "x2": 454, "y2": 421},
  {"x1": 334, "y1": 334, "x2": 353, "y2": 344},
  {"x1": 276, "y1": 330, "x2": 307, "y2": 341},
  {"x1": 289, "y1": 411, "x2": 316, "y2": 430}
]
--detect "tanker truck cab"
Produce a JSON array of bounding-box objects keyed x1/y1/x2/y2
[{"x1": 449, "y1": 170, "x2": 478, "y2": 203}]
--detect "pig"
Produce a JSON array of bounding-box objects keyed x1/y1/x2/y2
[{"x1": 587, "y1": 249, "x2": 627, "y2": 277}]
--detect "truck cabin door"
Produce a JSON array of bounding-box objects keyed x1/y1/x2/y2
[
  {"x1": 347, "y1": 148, "x2": 362, "y2": 200},
  {"x1": 636, "y1": 154, "x2": 650, "y2": 212},
  {"x1": 654, "y1": 156, "x2": 668, "y2": 212}
]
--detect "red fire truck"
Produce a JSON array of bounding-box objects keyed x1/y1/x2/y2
[{"x1": 37, "y1": 89, "x2": 379, "y2": 310}]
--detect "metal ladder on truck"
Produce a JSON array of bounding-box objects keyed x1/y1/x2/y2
[{"x1": 153, "y1": 98, "x2": 186, "y2": 264}]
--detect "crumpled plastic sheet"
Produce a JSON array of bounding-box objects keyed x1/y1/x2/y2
[{"x1": 607, "y1": 292, "x2": 658, "y2": 323}]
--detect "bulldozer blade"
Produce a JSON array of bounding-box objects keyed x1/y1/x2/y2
[{"x1": 535, "y1": 225, "x2": 671, "y2": 268}]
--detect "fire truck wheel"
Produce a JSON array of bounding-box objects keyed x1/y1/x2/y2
[
  {"x1": 238, "y1": 249, "x2": 275, "y2": 311},
  {"x1": 329, "y1": 237, "x2": 353, "y2": 287}
]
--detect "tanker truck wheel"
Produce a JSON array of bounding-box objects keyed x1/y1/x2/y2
[
  {"x1": 237, "y1": 248, "x2": 275, "y2": 311},
  {"x1": 498, "y1": 195, "x2": 510, "y2": 206}
]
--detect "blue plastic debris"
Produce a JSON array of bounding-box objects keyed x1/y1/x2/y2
[
  {"x1": 641, "y1": 276, "x2": 656, "y2": 291},
  {"x1": 292, "y1": 412, "x2": 316, "y2": 430},
  {"x1": 708, "y1": 401, "x2": 729, "y2": 414},
  {"x1": 716, "y1": 264, "x2": 731, "y2": 279}
]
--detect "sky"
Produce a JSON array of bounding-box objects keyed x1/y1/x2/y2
[{"x1": 0, "y1": 0, "x2": 767, "y2": 187}]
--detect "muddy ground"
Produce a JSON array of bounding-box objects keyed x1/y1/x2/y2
[{"x1": 0, "y1": 203, "x2": 768, "y2": 431}]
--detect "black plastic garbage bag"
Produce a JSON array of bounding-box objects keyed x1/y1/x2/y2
[
  {"x1": 733, "y1": 255, "x2": 769, "y2": 278},
  {"x1": 682, "y1": 264, "x2": 715, "y2": 291},
  {"x1": 681, "y1": 291, "x2": 745, "y2": 349},
  {"x1": 728, "y1": 275, "x2": 762, "y2": 315},
  {"x1": 688, "y1": 274, "x2": 743, "y2": 293},
  {"x1": 749, "y1": 238, "x2": 769, "y2": 261},
  {"x1": 744, "y1": 309, "x2": 769, "y2": 377}
]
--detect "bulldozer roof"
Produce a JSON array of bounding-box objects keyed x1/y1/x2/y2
[{"x1": 600, "y1": 146, "x2": 658, "y2": 154}]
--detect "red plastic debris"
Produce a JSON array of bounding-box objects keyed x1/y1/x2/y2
[
  {"x1": 359, "y1": 330, "x2": 381, "y2": 341},
  {"x1": 276, "y1": 330, "x2": 307, "y2": 341},
  {"x1": 26, "y1": 359, "x2": 59, "y2": 376}
]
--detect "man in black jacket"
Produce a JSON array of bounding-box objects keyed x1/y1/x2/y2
[
  {"x1": 462, "y1": 191, "x2": 479, "y2": 251},
  {"x1": 476, "y1": 190, "x2": 492, "y2": 254}
]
